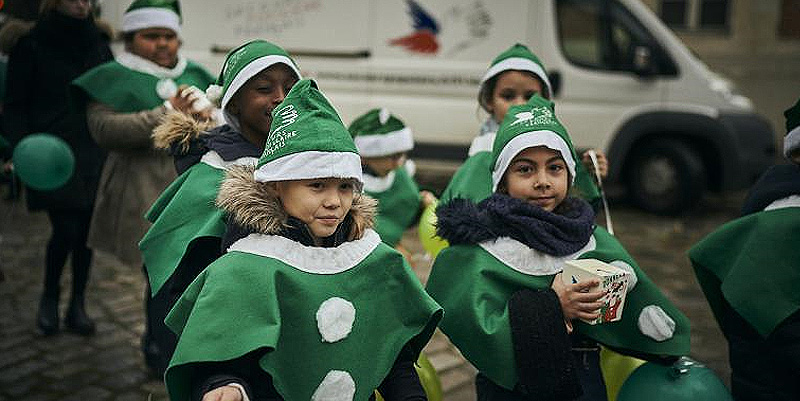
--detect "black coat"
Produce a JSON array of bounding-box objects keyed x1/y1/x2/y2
[{"x1": 3, "y1": 12, "x2": 112, "y2": 211}]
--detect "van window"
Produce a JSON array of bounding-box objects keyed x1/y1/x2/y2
[{"x1": 556, "y1": 0, "x2": 676, "y2": 75}]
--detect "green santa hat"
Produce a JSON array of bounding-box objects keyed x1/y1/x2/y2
[
  {"x1": 783, "y1": 97, "x2": 800, "y2": 159},
  {"x1": 491, "y1": 94, "x2": 577, "y2": 191},
  {"x1": 122, "y1": 0, "x2": 182, "y2": 34},
  {"x1": 253, "y1": 79, "x2": 362, "y2": 184},
  {"x1": 481, "y1": 43, "x2": 552, "y2": 96},
  {"x1": 348, "y1": 108, "x2": 414, "y2": 157},
  {"x1": 205, "y1": 40, "x2": 301, "y2": 129}
]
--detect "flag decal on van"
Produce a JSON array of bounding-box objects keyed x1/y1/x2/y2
[{"x1": 389, "y1": 0, "x2": 440, "y2": 54}]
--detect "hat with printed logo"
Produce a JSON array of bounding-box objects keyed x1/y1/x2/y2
[
  {"x1": 481, "y1": 43, "x2": 552, "y2": 97},
  {"x1": 348, "y1": 108, "x2": 414, "y2": 157},
  {"x1": 491, "y1": 94, "x2": 577, "y2": 190},
  {"x1": 122, "y1": 0, "x2": 182, "y2": 34},
  {"x1": 783, "y1": 97, "x2": 800, "y2": 159},
  {"x1": 254, "y1": 79, "x2": 362, "y2": 185}
]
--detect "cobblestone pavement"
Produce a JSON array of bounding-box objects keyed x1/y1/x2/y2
[{"x1": 0, "y1": 184, "x2": 739, "y2": 401}]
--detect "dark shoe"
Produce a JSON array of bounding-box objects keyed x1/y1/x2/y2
[
  {"x1": 64, "y1": 299, "x2": 95, "y2": 336},
  {"x1": 37, "y1": 296, "x2": 59, "y2": 335}
]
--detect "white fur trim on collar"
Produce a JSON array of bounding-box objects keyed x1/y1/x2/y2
[
  {"x1": 784, "y1": 125, "x2": 800, "y2": 158},
  {"x1": 362, "y1": 170, "x2": 396, "y2": 193},
  {"x1": 116, "y1": 51, "x2": 187, "y2": 79},
  {"x1": 353, "y1": 127, "x2": 414, "y2": 157},
  {"x1": 220, "y1": 55, "x2": 301, "y2": 112},
  {"x1": 200, "y1": 150, "x2": 259, "y2": 170},
  {"x1": 764, "y1": 195, "x2": 800, "y2": 211},
  {"x1": 254, "y1": 151, "x2": 363, "y2": 184},
  {"x1": 227, "y1": 229, "x2": 381, "y2": 274},
  {"x1": 492, "y1": 130, "x2": 576, "y2": 191},
  {"x1": 479, "y1": 235, "x2": 597, "y2": 276},
  {"x1": 468, "y1": 132, "x2": 496, "y2": 156},
  {"x1": 481, "y1": 57, "x2": 552, "y2": 94},
  {"x1": 122, "y1": 8, "x2": 181, "y2": 34}
]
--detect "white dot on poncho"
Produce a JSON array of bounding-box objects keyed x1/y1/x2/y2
[
  {"x1": 638, "y1": 305, "x2": 676, "y2": 341},
  {"x1": 311, "y1": 370, "x2": 356, "y2": 401},
  {"x1": 316, "y1": 297, "x2": 356, "y2": 343}
]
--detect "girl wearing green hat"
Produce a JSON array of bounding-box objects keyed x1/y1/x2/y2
[
  {"x1": 441, "y1": 43, "x2": 607, "y2": 209},
  {"x1": 164, "y1": 80, "x2": 442, "y2": 401},
  {"x1": 427, "y1": 95, "x2": 690, "y2": 401},
  {"x1": 348, "y1": 108, "x2": 436, "y2": 251},
  {"x1": 138, "y1": 39, "x2": 302, "y2": 376}
]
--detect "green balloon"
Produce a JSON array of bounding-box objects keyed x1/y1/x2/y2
[
  {"x1": 418, "y1": 201, "x2": 449, "y2": 258},
  {"x1": 618, "y1": 357, "x2": 732, "y2": 401},
  {"x1": 12, "y1": 133, "x2": 75, "y2": 191}
]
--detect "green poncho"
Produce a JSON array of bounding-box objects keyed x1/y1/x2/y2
[
  {"x1": 426, "y1": 227, "x2": 690, "y2": 390},
  {"x1": 165, "y1": 229, "x2": 443, "y2": 401},
  {"x1": 689, "y1": 205, "x2": 800, "y2": 337},
  {"x1": 363, "y1": 166, "x2": 421, "y2": 246}
]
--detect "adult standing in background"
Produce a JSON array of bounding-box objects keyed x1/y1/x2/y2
[
  {"x1": 70, "y1": 0, "x2": 214, "y2": 373},
  {"x1": 3, "y1": 0, "x2": 113, "y2": 336}
]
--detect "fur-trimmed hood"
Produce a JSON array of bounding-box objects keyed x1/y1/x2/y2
[
  {"x1": 0, "y1": 18, "x2": 34, "y2": 54},
  {"x1": 152, "y1": 111, "x2": 217, "y2": 152},
  {"x1": 217, "y1": 165, "x2": 377, "y2": 240}
]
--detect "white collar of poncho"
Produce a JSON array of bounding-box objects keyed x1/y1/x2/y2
[
  {"x1": 116, "y1": 51, "x2": 188, "y2": 79},
  {"x1": 479, "y1": 235, "x2": 597, "y2": 276}
]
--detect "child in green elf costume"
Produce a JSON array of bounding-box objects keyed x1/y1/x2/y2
[
  {"x1": 348, "y1": 108, "x2": 436, "y2": 249},
  {"x1": 164, "y1": 79, "x2": 442, "y2": 401},
  {"x1": 689, "y1": 98, "x2": 800, "y2": 401},
  {"x1": 426, "y1": 94, "x2": 690, "y2": 401},
  {"x1": 137, "y1": 39, "x2": 301, "y2": 377},
  {"x1": 440, "y1": 43, "x2": 607, "y2": 208}
]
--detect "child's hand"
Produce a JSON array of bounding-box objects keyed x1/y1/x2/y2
[
  {"x1": 582, "y1": 149, "x2": 608, "y2": 179},
  {"x1": 420, "y1": 190, "x2": 437, "y2": 208},
  {"x1": 551, "y1": 273, "x2": 605, "y2": 322},
  {"x1": 202, "y1": 386, "x2": 244, "y2": 401},
  {"x1": 169, "y1": 85, "x2": 213, "y2": 121}
]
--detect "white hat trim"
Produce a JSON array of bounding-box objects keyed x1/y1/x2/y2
[
  {"x1": 122, "y1": 8, "x2": 181, "y2": 34},
  {"x1": 353, "y1": 127, "x2": 414, "y2": 157},
  {"x1": 481, "y1": 57, "x2": 552, "y2": 95},
  {"x1": 783, "y1": 125, "x2": 800, "y2": 158},
  {"x1": 492, "y1": 130, "x2": 576, "y2": 191},
  {"x1": 220, "y1": 55, "x2": 301, "y2": 112},
  {"x1": 254, "y1": 151, "x2": 363, "y2": 184}
]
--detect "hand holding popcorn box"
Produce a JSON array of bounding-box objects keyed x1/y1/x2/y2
[{"x1": 561, "y1": 259, "x2": 633, "y2": 325}]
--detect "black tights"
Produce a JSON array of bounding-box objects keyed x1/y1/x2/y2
[{"x1": 42, "y1": 209, "x2": 93, "y2": 301}]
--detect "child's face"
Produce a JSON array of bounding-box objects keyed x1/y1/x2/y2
[
  {"x1": 275, "y1": 178, "x2": 357, "y2": 241},
  {"x1": 501, "y1": 146, "x2": 568, "y2": 212},
  {"x1": 362, "y1": 152, "x2": 407, "y2": 177},
  {"x1": 227, "y1": 64, "x2": 299, "y2": 144},
  {"x1": 128, "y1": 28, "x2": 180, "y2": 68},
  {"x1": 487, "y1": 71, "x2": 544, "y2": 123}
]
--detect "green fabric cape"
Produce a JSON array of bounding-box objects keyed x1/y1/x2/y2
[
  {"x1": 689, "y1": 206, "x2": 800, "y2": 337},
  {"x1": 426, "y1": 227, "x2": 690, "y2": 390},
  {"x1": 440, "y1": 150, "x2": 601, "y2": 205},
  {"x1": 365, "y1": 167, "x2": 421, "y2": 246},
  {"x1": 72, "y1": 60, "x2": 214, "y2": 112},
  {"x1": 165, "y1": 231, "x2": 443, "y2": 401},
  {"x1": 139, "y1": 153, "x2": 255, "y2": 295}
]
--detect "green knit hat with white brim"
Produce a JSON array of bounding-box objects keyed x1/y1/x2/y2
[
  {"x1": 254, "y1": 79, "x2": 362, "y2": 185},
  {"x1": 783, "y1": 97, "x2": 800, "y2": 159},
  {"x1": 122, "y1": 0, "x2": 182, "y2": 34},
  {"x1": 481, "y1": 43, "x2": 552, "y2": 97},
  {"x1": 491, "y1": 94, "x2": 577, "y2": 191},
  {"x1": 204, "y1": 40, "x2": 301, "y2": 131},
  {"x1": 348, "y1": 108, "x2": 414, "y2": 157}
]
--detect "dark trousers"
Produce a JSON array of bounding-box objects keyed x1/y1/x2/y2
[{"x1": 42, "y1": 209, "x2": 93, "y2": 302}]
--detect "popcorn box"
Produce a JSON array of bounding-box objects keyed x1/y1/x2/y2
[{"x1": 561, "y1": 259, "x2": 632, "y2": 325}]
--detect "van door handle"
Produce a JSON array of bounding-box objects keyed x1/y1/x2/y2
[{"x1": 548, "y1": 71, "x2": 562, "y2": 98}]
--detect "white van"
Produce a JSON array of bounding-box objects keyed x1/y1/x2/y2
[{"x1": 100, "y1": 0, "x2": 776, "y2": 214}]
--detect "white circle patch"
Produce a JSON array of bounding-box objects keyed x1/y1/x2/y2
[
  {"x1": 638, "y1": 305, "x2": 676, "y2": 342},
  {"x1": 312, "y1": 370, "x2": 356, "y2": 401},
  {"x1": 316, "y1": 297, "x2": 356, "y2": 343}
]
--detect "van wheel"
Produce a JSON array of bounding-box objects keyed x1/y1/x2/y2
[{"x1": 626, "y1": 139, "x2": 706, "y2": 215}]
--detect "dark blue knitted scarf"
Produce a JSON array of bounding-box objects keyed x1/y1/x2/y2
[{"x1": 436, "y1": 194, "x2": 596, "y2": 256}]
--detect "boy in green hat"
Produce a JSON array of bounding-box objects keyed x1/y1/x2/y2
[
  {"x1": 441, "y1": 43, "x2": 607, "y2": 209},
  {"x1": 71, "y1": 0, "x2": 215, "y2": 375},
  {"x1": 427, "y1": 94, "x2": 690, "y2": 400},
  {"x1": 164, "y1": 79, "x2": 442, "y2": 401},
  {"x1": 348, "y1": 108, "x2": 435, "y2": 249},
  {"x1": 689, "y1": 97, "x2": 800, "y2": 401},
  {"x1": 138, "y1": 39, "x2": 301, "y2": 377}
]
